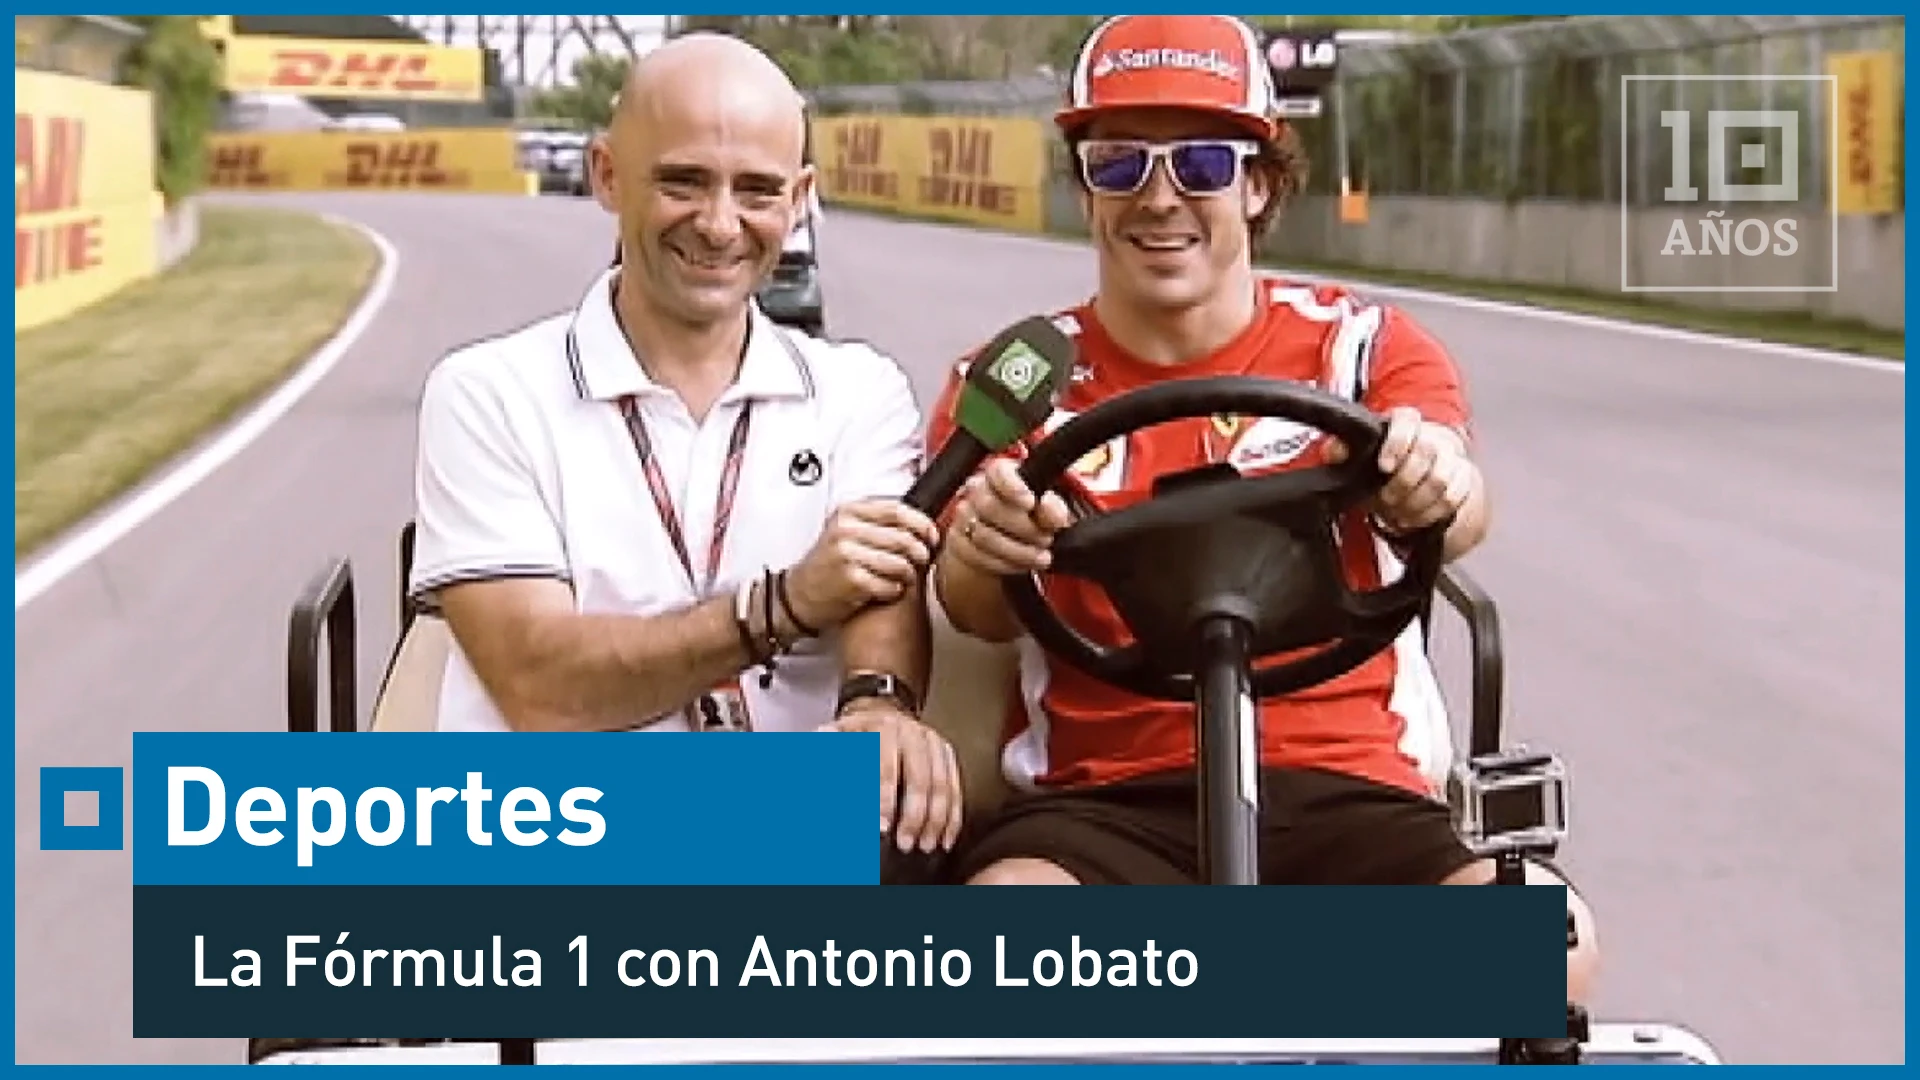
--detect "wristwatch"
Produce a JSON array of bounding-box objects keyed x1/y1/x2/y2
[{"x1": 836, "y1": 672, "x2": 920, "y2": 718}]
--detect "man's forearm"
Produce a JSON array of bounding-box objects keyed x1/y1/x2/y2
[
  {"x1": 451, "y1": 579, "x2": 803, "y2": 733},
  {"x1": 534, "y1": 596, "x2": 759, "y2": 730},
  {"x1": 931, "y1": 547, "x2": 1022, "y2": 644},
  {"x1": 481, "y1": 594, "x2": 751, "y2": 732},
  {"x1": 839, "y1": 581, "x2": 931, "y2": 698}
]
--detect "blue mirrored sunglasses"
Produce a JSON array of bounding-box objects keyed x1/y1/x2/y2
[{"x1": 1075, "y1": 138, "x2": 1262, "y2": 196}]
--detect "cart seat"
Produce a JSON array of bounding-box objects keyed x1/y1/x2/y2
[{"x1": 370, "y1": 616, "x2": 452, "y2": 733}]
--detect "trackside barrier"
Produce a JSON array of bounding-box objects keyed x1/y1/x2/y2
[
  {"x1": 203, "y1": 129, "x2": 537, "y2": 196},
  {"x1": 811, "y1": 113, "x2": 1048, "y2": 234},
  {"x1": 15, "y1": 67, "x2": 163, "y2": 331}
]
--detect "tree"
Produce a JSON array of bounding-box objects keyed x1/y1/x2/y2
[
  {"x1": 116, "y1": 15, "x2": 223, "y2": 206},
  {"x1": 526, "y1": 52, "x2": 629, "y2": 129}
]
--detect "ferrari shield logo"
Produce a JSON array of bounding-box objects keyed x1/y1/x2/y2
[
  {"x1": 1042, "y1": 408, "x2": 1128, "y2": 493},
  {"x1": 1072, "y1": 443, "x2": 1113, "y2": 478}
]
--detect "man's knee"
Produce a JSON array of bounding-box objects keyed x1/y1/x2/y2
[
  {"x1": 967, "y1": 857, "x2": 1081, "y2": 885},
  {"x1": 1442, "y1": 858, "x2": 1599, "y2": 1003}
]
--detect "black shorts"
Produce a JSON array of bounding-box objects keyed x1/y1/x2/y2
[{"x1": 941, "y1": 766, "x2": 1487, "y2": 886}]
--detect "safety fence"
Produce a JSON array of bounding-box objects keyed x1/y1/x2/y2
[
  {"x1": 15, "y1": 57, "x2": 167, "y2": 332},
  {"x1": 804, "y1": 14, "x2": 1905, "y2": 333},
  {"x1": 808, "y1": 15, "x2": 1904, "y2": 210},
  {"x1": 1318, "y1": 14, "x2": 1904, "y2": 211},
  {"x1": 202, "y1": 129, "x2": 536, "y2": 196}
]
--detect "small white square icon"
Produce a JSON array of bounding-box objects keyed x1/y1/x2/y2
[
  {"x1": 64, "y1": 789, "x2": 98, "y2": 828},
  {"x1": 1740, "y1": 142, "x2": 1767, "y2": 170}
]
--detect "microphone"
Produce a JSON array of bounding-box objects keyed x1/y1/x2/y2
[{"x1": 905, "y1": 315, "x2": 1074, "y2": 517}]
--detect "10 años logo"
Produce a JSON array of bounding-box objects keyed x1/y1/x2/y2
[
  {"x1": 1654, "y1": 108, "x2": 1800, "y2": 258},
  {"x1": 1622, "y1": 74, "x2": 1835, "y2": 295}
]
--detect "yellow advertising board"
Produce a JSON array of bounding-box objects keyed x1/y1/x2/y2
[
  {"x1": 1827, "y1": 49, "x2": 1900, "y2": 216},
  {"x1": 813, "y1": 114, "x2": 1048, "y2": 234},
  {"x1": 15, "y1": 69, "x2": 161, "y2": 332},
  {"x1": 221, "y1": 34, "x2": 485, "y2": 103},
  {"x1": 203, "y1": 129, "x2": 534, "y2": 196},
  {"x1": 813, "y1": 115, "x2": 910, "y2": 216}
]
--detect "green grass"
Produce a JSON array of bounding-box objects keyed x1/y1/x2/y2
[
  {"x1": 15, "y1": 204, "x2": 381, "y2": 559},
  {"x1": 838, "y1": 201, "x2": 1905, "y2": 363}
]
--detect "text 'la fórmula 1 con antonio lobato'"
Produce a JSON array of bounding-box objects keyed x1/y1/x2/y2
[{"x1": 194, "y1": 934, "x2": 1201, "y2": 990}]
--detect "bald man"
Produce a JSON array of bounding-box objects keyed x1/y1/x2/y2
[{"x1": 408, "y1": 33, "x2": 966, "y2": 861}]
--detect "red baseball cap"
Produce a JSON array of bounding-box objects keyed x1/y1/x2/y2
[{"x1": 1056, "y1": 15, "x2": 1280, "y2": 141}]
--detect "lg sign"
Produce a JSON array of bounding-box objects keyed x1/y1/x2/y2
[
  {"x1": 1267, "y1": 36, "x2": 1336, "y2": 73},
  {"x1": 1263, "y1": 31, "x2": 1338, "y2": 117}
]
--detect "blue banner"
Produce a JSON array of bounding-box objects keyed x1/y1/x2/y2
[{"x1": 132, "y1": 733, "x2": 879, "y2": 886}]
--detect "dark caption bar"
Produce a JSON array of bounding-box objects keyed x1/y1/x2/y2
[{"x1": 137, "y1": 884, "x2": 1567, "y2": 1040}]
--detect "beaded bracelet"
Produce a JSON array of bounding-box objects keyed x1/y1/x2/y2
[{"x1": 774, "y1": 570, "x2": 820, "y2": 639}]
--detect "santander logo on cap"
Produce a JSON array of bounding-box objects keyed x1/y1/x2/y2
[
  {"x1": 1059, "y1": 15, "x2": 1277, "y2": 138},
  {"x1": 1090, "y1": 46, "x2": 1243, "y2": 84}
]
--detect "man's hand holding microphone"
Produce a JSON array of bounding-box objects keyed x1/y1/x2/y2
[
  {"x1": 782, "y1": 310, "x2": 1086, "y2": 630},
  {"x1": 799, "y1": 316, "x2": 1078, "y2": 864}
]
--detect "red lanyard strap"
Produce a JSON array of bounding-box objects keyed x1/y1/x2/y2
[{"x1": 616, "y1": 396, "x2": 754, "y2": 597}]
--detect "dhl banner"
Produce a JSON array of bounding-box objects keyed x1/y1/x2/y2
[
  {"x1": 220, "y1": 34, "x2": 485, "y2": 103},
  {"x1": 813, "y1": 114, "x2": 1047, "y2": 234},
  {"x1": 16, "y1": 69, "x2": 162, "y2": 332},
  {"x1": 203, "y1": 129, "x2": 535, "y2": 196},
  {"x1": 1827, "y1": 49, "x2": 1899, "y2": 216}
]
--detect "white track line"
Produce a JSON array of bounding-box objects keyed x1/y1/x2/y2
[{"x1": 14, "y1": 213, "x2": 401, "y2": 612}]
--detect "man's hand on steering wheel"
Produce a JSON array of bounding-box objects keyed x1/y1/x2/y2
[
  {"x1": 1323, "y1": 405, "x2": 1477, "y2": 536},
  {"x1": 947, "y1": 458, "x2": 1075, "y2": 577}
]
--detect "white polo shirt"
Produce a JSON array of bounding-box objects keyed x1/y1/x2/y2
[{"x1": 408, "y1": 267, "x2": 923, "y2": 733}]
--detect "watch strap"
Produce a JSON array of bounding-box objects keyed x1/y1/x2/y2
[{"x1": 835, "y1": 672, "x2": 920, "y2": 718}]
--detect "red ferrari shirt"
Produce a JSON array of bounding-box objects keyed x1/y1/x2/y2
[{"x1": 924, "y1": 277, "x2": 1473, "y2": 798}]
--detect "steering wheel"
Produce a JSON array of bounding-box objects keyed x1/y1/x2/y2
[{"x1": 1004, "y1": 375, "x2": 1449, "y2": 703}]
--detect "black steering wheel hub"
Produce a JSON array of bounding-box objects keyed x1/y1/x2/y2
[{"x1": 1005, "y1": 376, "x2": 1449, "y2": 703}]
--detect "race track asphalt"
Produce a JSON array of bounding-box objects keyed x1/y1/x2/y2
[{"x1": 13, "y1": 191, "x2": 1904, "y2": 1065}]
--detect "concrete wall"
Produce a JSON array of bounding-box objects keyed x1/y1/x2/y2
[
  {"x1": 1042, "y1": 180, "x2": 1905, "y2": 332},
  {"x1": 155, "y1": 197, "x2": 200, "y2": 272}
]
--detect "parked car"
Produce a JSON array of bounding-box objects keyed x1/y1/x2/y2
[
  {"x1": 515, "y1": 128, "x2": 589, "y2": 196},
  {"x1": 755, "y1": 186, "x2": 826, "y2": 337}
]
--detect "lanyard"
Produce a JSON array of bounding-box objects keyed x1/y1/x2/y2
[{"x1": 616, "y1": 396, "x2": 753, "y2": 597}]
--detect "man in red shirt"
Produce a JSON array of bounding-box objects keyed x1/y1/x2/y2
[{"x1": 924, "y1": 14, "x2": 1597, "y2": 1005}]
